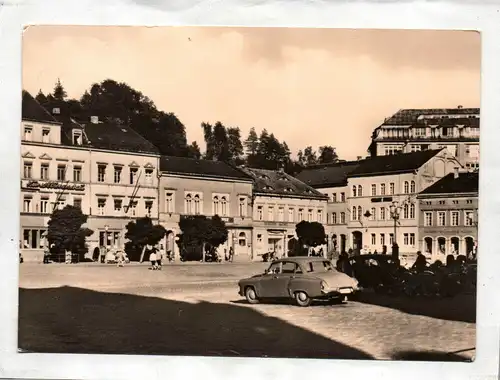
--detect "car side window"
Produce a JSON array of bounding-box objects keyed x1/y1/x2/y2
[
  {"x1": 295, "y1": 264, "x2": 303, "y2": 274},
  {"x1": 268, "y1": 262, "x2": 281, "y2": 274},
  {"x1": 282, "y1": 262, "x2": 296, "y2": 274}
]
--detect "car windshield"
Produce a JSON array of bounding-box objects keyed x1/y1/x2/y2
[{"x1": 305, "y1": 260, "x2": 334, "y2": 273}]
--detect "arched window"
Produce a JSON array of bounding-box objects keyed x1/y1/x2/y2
[
  {"x1": 221, "y1": 196, "x2": 228, "y2": 216},
  {"x1": 340, "y1": 212, "x2": 346, "y2": 224},
  {"x1": 358, "y1": 185, "x2": 363, "y2": 197},
  {"x1": 185, "y1": 194, "x2": 192, "y2": 214},
  {"x1": 357, "y1": 206, "x2": 362, "y2": 220},
  {"x1": 352, "y1": 206, "x2": 357, "y2": 220},
  {"x1": 194, "y1": 194, "x2": 200, "y2": 214},
  {"x1": 403, "y1": 203, "x2": 409, "y2": 219},
  {"x1": 332, "y1": 212, "x2": 337, "y2": 224},
  {"x1": 404, "y1": 181, "x2": 409, "y2": 194},
  {"x1": 238, "y1": 232, "x2": 246, "y2": 247},
  {"x1": 213, "y1": 196, "x2": 219, "y2": 215},
  {"x1": 410, "y1": 180, "x2": 416, "y2": 193},
  {"x1": 410, "y1": 203, "x2": 415, "y2": 219},
  {"x1": 352, "y1": 185, "x2": 357, "y2": 197}
]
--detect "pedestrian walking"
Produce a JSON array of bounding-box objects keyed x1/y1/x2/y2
[
  {"x1": 116, "y1": 250, "x2": 125, "y2": 267},
  {"x1": 229, "y1": 247, "x2": 234, "y2": 262}
]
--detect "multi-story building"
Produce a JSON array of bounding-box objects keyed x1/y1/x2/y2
[
  {"x1": 346, "y1": 149, "x2": 459, "y2": 261},
  {"x1": 368, "y1": 107, "x2": 480, "y2": 170},
  {"x1": 296, "y1": 161, "x2": 361, "y2": 255},
  {"x1": 417, "y1": 170, "x2": 478, "y2": 261},
  {"x1": 20, "y1": 91, "x2": 161, "y2": 261},
  {"x1": 21, "y1": 91, "x2": 91, "y2": 262},
  {"x1": 158, "y1": 156, "x2": 254, "y2": 261},
  {"x1": 296, "y1": 149, "x2": 461, "y2": 263},
  {"x1": 240, "y1": 167, "x2": 329, "y2": 259}
]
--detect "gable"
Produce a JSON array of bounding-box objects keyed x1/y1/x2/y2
[
  {"x1": 39, "y1": 153, "x2": 52, "y2": 160},
  {"x1": 129, "y1": 161, "x2": 140, "y2": 168},
  {"x1": 22, "y1": 151, "x2": 35, "y2": 159},
  {"x1": 144, "y1": 162, "x2": 155, "y2": 169}
]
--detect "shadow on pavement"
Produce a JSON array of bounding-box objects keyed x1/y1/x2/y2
[
  {"x1": 355, "y1": 292, "x2": 476, "y2": 323},
  {"x1": 19, "y1": 286, "x2": 373, "y2": 359},
  {"x1": 392, "y1": 350, "x2": 474, "y2": 362}
]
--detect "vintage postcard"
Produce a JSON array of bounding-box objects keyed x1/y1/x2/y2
[{"x1": 19, "y1": 26, "x2": 479, "y2": 362}]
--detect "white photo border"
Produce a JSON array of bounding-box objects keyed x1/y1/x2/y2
[{"x1": 0, "y1": 1, "x2": 498, "y2": 379}]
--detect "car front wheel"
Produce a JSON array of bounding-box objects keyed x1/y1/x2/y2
[
  {"x1": 245, "y1": 286, "x2": 260, "y2": 304},
  {"x1": 295, "y1": 291, "x2": 312, "y2": 307}
]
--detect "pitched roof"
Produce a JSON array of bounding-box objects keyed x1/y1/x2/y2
[
  {"x1": 160, "y1": 156, "x2": 253, "y2": 181},
  {"x1": 348, "y1": 149, "x2": 442, "y2": 178},
  {"x1": 83, "y1": 122, "x2": 159, "y2": 155},
  {"x1": 22, "y1": 91, "x2": 61, "y2": 125},
  {"x1": 419, "y1": 172, "x2": 479, "y2": 196},
  {"x1": 382, "y1": 107, "x2": 480, "y2": 126},
  {"x1": 241, "y1": 167, "x2": 328, "y2": 200},
  {"x1": 295, "y1": 161, "x2": 362, "y2": 188}
]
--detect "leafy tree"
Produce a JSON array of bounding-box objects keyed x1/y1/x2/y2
[
  {"x1": 177, "y1": 215, "x2": 228, "y2": 261},
  {"x1": 53, "y1": 78, "x2": 67, "y2": 101},
  {"x1": 303, "y1": 146, "x2": 318, "y2": 166},
  {"x1": 35, "y1": 89, "x2": 47, "y2": 105},
  {"x1": 124, "y1": 217, "x2": 167, "y2": 261},
  {"x1": 295, "y1": 221, "x2": 326, "y2": 249},
  {"x1": 318, "y1": 146, "x2": 338, "y2": 164},
  {"x1": 46, "y1": 205, "x2": 94, "y2": 262}
]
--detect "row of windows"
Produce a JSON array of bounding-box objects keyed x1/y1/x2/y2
[
  {"x1": 351, "y1": 204, "x2": 416, "y2": 221},
  {"x1": 96, "y1": 198, "x2": 153, "y2": 217},
  {"x1": 23, "y1": 161, "x2": 83, "y2": 182},
  {"x1": 328, "y1": 212, "x2": 346, "y2": 225},
  {"x1": 421, "y1": 199, "x2": 474, "y2": 206},
  {"x1": 22, "y1": 160, "x2": 155, "y2": 185},
  {"x1": 23, "y1": 195, "x2": 82, "y2": 214},
  {"x1": 380, "y1": 126, "x2": 480, "y2": 140},
  {"x1": 328, "y1": 192, "x2": 346, "y2": 203},
  {"x1": 255, "y1": 206, "x2": 323, "y2": 223},
  {"x1": 423, "y1": 210, "x2": 476, "y2": 227},
  {"x1": 369, "y1": 233, "x2": 415, "y2": 247},
  {"x1": 352, "y1": 181, "x2": 416, "y2": 197},
  {"x1": 97, "y1": 164, "x2": 154, "y2": 185},
  {"x1": 165, "y1": 192, "x2": 248, "y2": 218}
]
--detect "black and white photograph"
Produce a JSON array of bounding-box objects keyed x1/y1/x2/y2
[{"x1": 18, "y1": 26, "x2": 480, "y2": 363}]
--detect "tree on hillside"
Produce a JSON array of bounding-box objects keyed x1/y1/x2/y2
[
  {"x1": 227, "y1": 127, "x2": 244, "y2": 165},
  {"x1": 46, "y1": 205, "x2": 94, "y2": 262},
  {"x1": 177, "y1": 215, "x2": 228, "y2": 261},
  {"x1": 35, "y1": 89, "x2": 47, "y2": 105},
  {"x1": 53, "y1": 78, "x2": 67, "y2": 101},
  {"x1": 187, "y1": 141, "x2": 202, "y2": 159},
  {"x1": 318, "y1": 146, "x2": 338, "y2": 164},
  {"x1": 244, "y1": 127, "x2": 259, "y2": 156},
  {"x1": 124, "y1": 217, "x2": 167, "y2": 262}
]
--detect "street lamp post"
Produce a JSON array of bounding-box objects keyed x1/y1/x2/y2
[{"x1": 389, "y1": 201, "x2": 402, "y2": 261}]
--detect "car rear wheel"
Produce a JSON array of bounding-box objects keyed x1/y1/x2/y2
[
  {"x1": 245, "y1": 287, "x2": 259, "y2": 304},
  {"x1": 295, "y1": 291, "x2": 312, "y2": 307}
]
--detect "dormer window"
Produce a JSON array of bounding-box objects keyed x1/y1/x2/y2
[
  {"x1": 72, "y1": 130, "x2": 82, "y2": 145},
  {"x1": 42, "y1": 128, "x2": 50, "y2": 143},
  {"x1": 264, "y1": 185, "x2": 274, "y2": 191},
  {"x1": 52, "y1": 107, "x2": 60, "y2": 115}
]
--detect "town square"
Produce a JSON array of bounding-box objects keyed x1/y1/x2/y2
[{"x1": 18, "y1": 26, "x2": 479, "y2": 362}]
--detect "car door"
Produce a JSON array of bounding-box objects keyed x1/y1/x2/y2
[{"x1": 261, "y1": 261, "x2": 296, "y2": 298}]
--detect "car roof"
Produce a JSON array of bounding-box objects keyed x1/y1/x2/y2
[{"x1": 275, "y1": 256, "x2": 328, "y2": 264}]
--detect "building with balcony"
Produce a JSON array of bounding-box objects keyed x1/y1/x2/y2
[
  {"x1": 417, "y1": 170, "x2": 478, "y2": 262},
  {"x1": 240, "y1": 167, "x2": 329, "y2": 260},
  {"x1": 20, "y1": 91, "x2": 161, "y2": 261},
  {"x1": 158, "y1": 156, "x2": 254, "y2": 261},
  {"x1": 368, "y1": 107, "x2": 480, "y2": 171},
  {"x1": 295, "y1": 160, "x2": 361, "y2": 255}
]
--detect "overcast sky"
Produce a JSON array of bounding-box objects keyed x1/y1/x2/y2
[{"x1": 22, "y1": 26, "x2": 480, "y2": 160}]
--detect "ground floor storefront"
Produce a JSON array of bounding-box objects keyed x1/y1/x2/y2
[
  {"x1": 418, "y1": 227, "x2": 477, "y2": 262},
  {"x1": 20, "y1": 214, "x2": 51, "y2": 262}
]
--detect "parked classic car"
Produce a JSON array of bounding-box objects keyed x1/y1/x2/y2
[{"x1": 238, "y1": 256, "x2": 360, "y2": 307}]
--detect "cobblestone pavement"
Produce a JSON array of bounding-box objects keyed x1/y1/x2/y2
[{"x1": 18, "y1": 263, "x2": 476, "y2": 361}]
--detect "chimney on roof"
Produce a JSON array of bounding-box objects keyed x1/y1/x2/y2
[
  {"x1": 357, "y1": 156, "x2": 362, "y2": 161},
  {"x1": 90, "y1": 116, "x2": 99, "y2": 124},
  {"x1": 458, "y1": 105, "x2": 463, "y2": 109},
  {"x1": 454, "y1": 167, "x2": 459, "y2": 179},
  {"x1": 52, "y1": 107, "x2": 60, "y2": 115}
]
